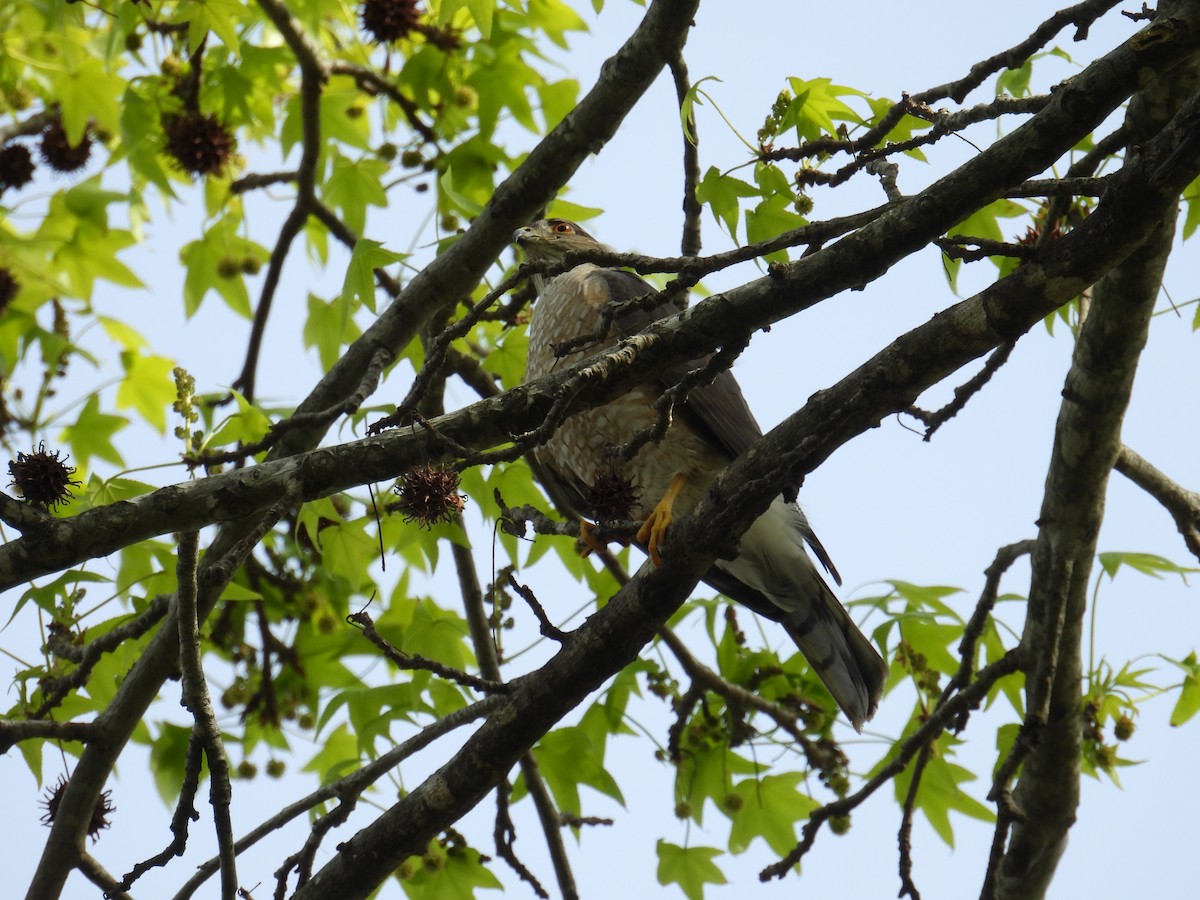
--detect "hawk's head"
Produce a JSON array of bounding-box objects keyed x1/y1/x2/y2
[{"x1": 513, "y1": 219, "x2": 606, "y2": 262}]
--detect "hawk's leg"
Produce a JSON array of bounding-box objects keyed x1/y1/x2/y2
[
  {"x1": 576, "y1": 520, "x2": 610, "y2": 557},
  {"x1": 636, "y1": 472, "x2": 688, "y2": 567},
  {"x1": 576, "y1": 521, "x2": 634, "y2": 557}
]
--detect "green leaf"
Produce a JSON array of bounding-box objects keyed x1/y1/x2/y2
[
  {"x1": 341, "y1": 239, "x2": 407, "y2": 314},
  {"x1": 325, "y1": 154, "x2": 389, "y2": 236},
  {"x1": 695, "y1": 166, "x2": 758, "y2": 240},
  {"x1": 116, "y1": 353, "x2": 177, "y2": 434},
  {"x1": 209, "y1": 389, "x2": 273, "y2": 449},
  {"x1": 656, "y1": 841, "x2": 727, "y2": 900},
  {"x1": 479, "y1": 326, "x2": 527, "y2": 389},
  {"x1": 526, "y1": 0, "x2": 589, "y2": 49},
  {"x1": 745, "y1": 193, "x2": 806, "y2": 261},
  {"x1": 537, "y1": 78, "x2": 579, "y2": 130},
  {"x1": 381, "y1": 594, "x2": 474, "y2": 671},
  {"x1": 900, "y1": 617, "x2": 964, "y2": 677},
  {"x1": 400, "y1": 842, "x2": 503, "y2": 900},
  {"x1": 98, "y1": 315, "x2": 149, "y2": 352},
  {"x1": 61, "y1": 394, "x2": 127, "y2": 467},
  {"x1": 679, "y1": 75, "x2": 722, "y2": 145},
  {"x1": 465, "y1": 0, "x2": 495, "y2": 38},
  {"x1": 545, "y1": 198, "x2": 603, "y2": 223},
  {"x1": 173, "y1": 0, "x2": 246, "y2": 53},
  {"x1": 781, "y1": 76, "x2": 867, "y2": 143},
  {"x1": 304, "y1": 293, "x2": 362, "y2": 371},
  {"x1": 180, "y1": 216, "x2": 266, "y2": 318},
  {"x1": 1098, "y1": 551, "x2": 1197, "y2": 581},
  {"x1": 1168, "y1": 652, "x2": 1200, "y2": 727},
  {"x1": 1182, "y1": 174, "x2": 1200, "y2": 241},
  {"x1": 893, "y1": 734, "x2": 994, "y2": 847},
  {"x1": 50, "y1": 57, "x2": 124, "y2": 144},
  {"x1": 302, "y1": 723, "x2": 361, "y2": 784},
  {"x1": 674, "y1": 733, "x2": 760, "y2": 826},
  {"x1": 727, "y1": 773, "x2": 818, "y2": 856},
  {"x1": 532, "y1": 725, "x2": 625, "y2": 817},
  {"x1": 316, "y1": 518, "x2": 378, "y2": 589},
  {"x1": 90, "y1": 476, "x2": 158, "y2": 506}
]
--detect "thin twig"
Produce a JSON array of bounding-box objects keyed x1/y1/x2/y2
[
  {"x1": 905, "y1": 342, "x2": 1018, "y2": 441},
  {"x1": 506, "y1": 573, "x2": 569, "y2": 642},
  {"x1": 173, "y1": 697, "x2": 504, "y2": 900},
  {"x1": 31, "y1": 595, "x2": 171, "y2": 719},
  {"x1": 111, "y1": 732, "x2": 202, "y2": 892},
  {"x1": 897, "y1": 741, "x2": 934, "y2": 900},
  {"x1": 669, "y1": 52, "x2": 703, "y2": 257},
  {"x1": 760, "y1": 650, "x2": 1021, "y2": 880},
  {"x1": 347, "y1": 610, "x2": 509, "y2": 693},
  {"x1": 494, "y1": 779, "x2": 551, "y2": 899},
  {"x1": 177, "y1": 531, "x2": 239, "y2": 900}
]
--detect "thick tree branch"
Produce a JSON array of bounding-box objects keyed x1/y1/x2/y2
[
  {"x1": 7, "y1": 62, "x2": 1200, "y2": 593},
  {"x1": 993, "y1": 25, "x2": 1198, "y2": 894}
]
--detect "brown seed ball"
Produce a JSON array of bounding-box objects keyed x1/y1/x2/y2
[
  {"x1": 163, "y1": 111, "x2": 236, "y2": 178},
  {"x1": 39, "y1": 119, "x2": 92, "y2": 173},
  {"x1": 360, "y1": 0, "x2": 422, "y2": 43},
  {"x1": 0, "y1": 143, "x2": 35, "y2": 192}
]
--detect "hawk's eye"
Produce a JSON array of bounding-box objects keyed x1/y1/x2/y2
[{"x1": 552, "y1": 222, "x2": 573, "y2": 234}]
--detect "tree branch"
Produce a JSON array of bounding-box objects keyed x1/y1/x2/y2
[
  {"x1": 1115, "y1": 445, "x2": 1200, "y2": 563},
  {"x1": 176, "y1": 531, "x2": 239, "y2": 899},
  {"x1": 993, "y1": 23, "x2": 1197, "y2": 892}
]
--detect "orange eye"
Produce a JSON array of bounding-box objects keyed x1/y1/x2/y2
[{"x1": 552, "y1": 222, "x2": 573, "y2": 234}]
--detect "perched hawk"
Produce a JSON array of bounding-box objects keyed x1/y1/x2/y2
[{"x1": 515, "y1": 218, "x2": 887, "y2": 730}]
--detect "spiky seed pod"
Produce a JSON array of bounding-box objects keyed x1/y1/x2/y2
[
  {"x1": 360, "y1": 0, "x2": 421, "y2": 43},
  {"x1": 0, "y1": 267, "x2": 18, "y2": 313},
  {"x1": 40, "y1": 776, "x2": 115, "y2": 842},
  {"x1": 39, "y1": 119, "x2": 92, "y2": 173},
  {"x1": 392, "y1": 464, "x2": 466, "y2": 528},
  {"x1": 163, "y1": 111, "x2": 236, "y2": 177},
  {"x1": 0, "y1": 143, "x2": 35, "y2": 192},
  {"x1": 584, "y1": 468, "x2": 641, "y2": 525},
  {"x1": 8, "y1": 443, "x2": 80, "y2": 509}
]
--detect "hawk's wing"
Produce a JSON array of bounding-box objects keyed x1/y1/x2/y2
[
  {"x1": 592, "y1": 268, "x2": 841, "y2": 584},
  {"x1": 594, "y1": 268, "x2": 762, "y2": 459}
]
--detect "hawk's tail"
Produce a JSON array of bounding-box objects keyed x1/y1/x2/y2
[
  {"x1": 709, "y1": 498, "x2": 888, "y2": 731},
  {"x1": 779, "y1": 584, "x2": 888, "y2": 732}
]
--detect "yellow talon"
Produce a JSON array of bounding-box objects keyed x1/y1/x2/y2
[{"x1": 635, "y1": 473, "x2": 688, "y2": 567}]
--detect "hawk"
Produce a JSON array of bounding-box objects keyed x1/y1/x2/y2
[{"x1": 515, "y1": 218, "x2": 887, "y2": 730}]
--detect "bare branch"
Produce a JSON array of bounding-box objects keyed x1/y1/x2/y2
[
  {"x1": 0, "y1": 718, "x2": 94, "y2": 752},
  {"x1": 176, "y1": 531, "x2": 239, "y2": 899},
  {"x1": 905, "y1": 341, "x2": 1018, "y2": 441},
  {"x1": 993, "y1": 28, "x2": 1196, "y2": 891},
  {"x1": 174, "y1": 697, "x2": 503, "y2": 900},
  {"x1": 1115, "y1": 445, "x2": 1200, "y2": 562},
  {"x1": 760, "y1": 650, "x2": 1021, "y2": 880},
  {"x1": 347, "y1": 610, "x2": 509, "y2": 694},
  {"x1": 669, "y1": 53, "x2": 703, "y2": 257}
]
